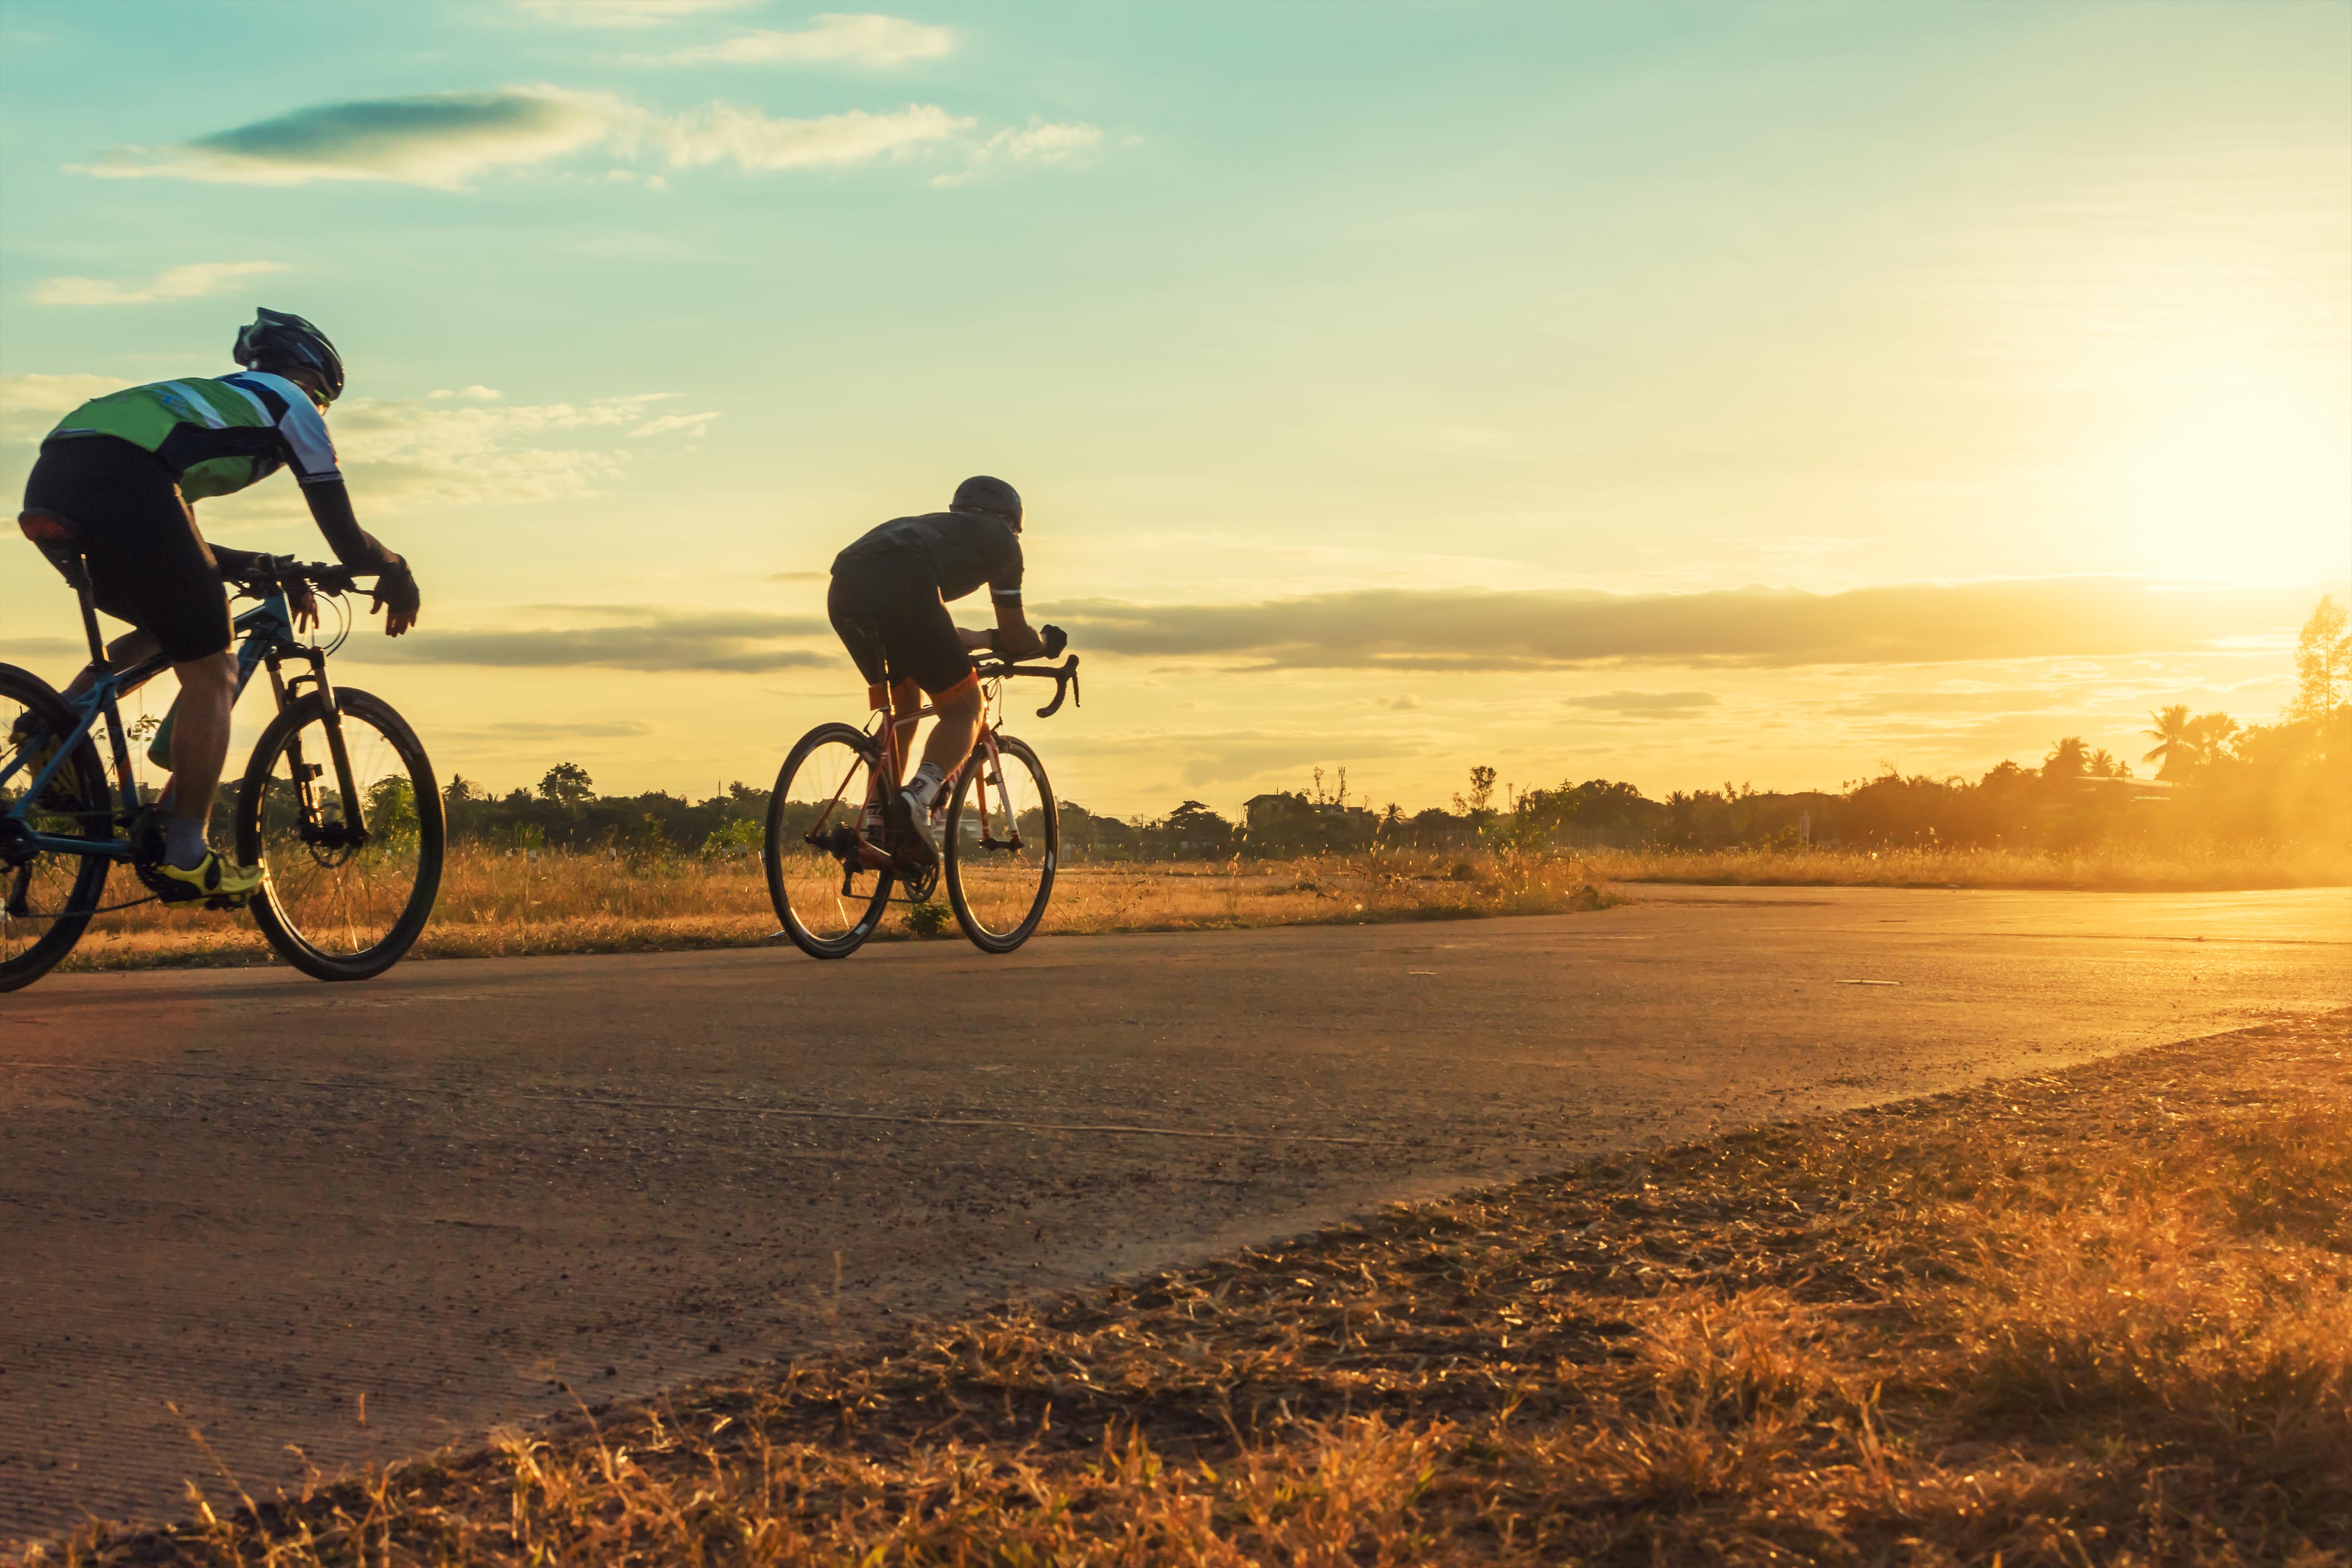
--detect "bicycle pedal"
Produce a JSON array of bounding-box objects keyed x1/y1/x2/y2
[{"x1": 127, "y1": 807, "x2": 169, "y2": 868}]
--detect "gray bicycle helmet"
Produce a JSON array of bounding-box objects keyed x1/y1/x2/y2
[{"x1": 951, "y1": 475, "x2": 1022, "y2": 527}]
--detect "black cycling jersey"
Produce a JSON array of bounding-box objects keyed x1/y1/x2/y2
[{"x1": 833, "y1": 508, "x2": 1022, "y2": 606}]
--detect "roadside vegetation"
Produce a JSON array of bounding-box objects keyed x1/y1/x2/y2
[
  {"x1": 53, "y1": 1011, "x2": 2351, "y2": 1565},
  {"x1": 50, "y1": 845, "x2": 1617, "y2": 970},
  {"x1": 37, "y1": 593, "x2": 2348, "y2": 970}
]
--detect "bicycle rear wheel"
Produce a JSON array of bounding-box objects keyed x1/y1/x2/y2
[
  {"x1": 944, "y1": 732, "x2": 1056, "y2": 954},
  {"x1": 236, "y1": 688, "x2": 443, "y2": 982},
  {"x1": 0, "y1": 664, "x2": 113, "y2": 992},
  {"x1": 766, "y1": 722, "x2": 893, "y2": 959}
]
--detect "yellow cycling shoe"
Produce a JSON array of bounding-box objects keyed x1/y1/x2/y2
[{"x1": 148, "y1": 849, "x2": 265, "y2": 909}]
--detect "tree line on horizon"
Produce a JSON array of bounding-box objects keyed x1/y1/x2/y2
[{"x1": 438, "y1": 597, "x2": 2350, "y2": 860}]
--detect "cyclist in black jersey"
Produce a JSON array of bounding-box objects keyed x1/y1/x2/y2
[{"x1": 829, "y1": 475, "x2": 1042, "y2": 863}]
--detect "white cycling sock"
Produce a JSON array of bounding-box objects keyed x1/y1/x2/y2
[
  {"x1": 164, "y1": 819, "x2": 210, "y2": 869},
  {"x1": 905, "y1": 762, "x2": 946, "y2": 813}
]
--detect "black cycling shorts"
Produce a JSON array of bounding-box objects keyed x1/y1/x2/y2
[
  {"x1": 827, "y1": 554, "x2": 974, "y2": 701},
  {"x1": 22, "y1": 436, "x2": 232, "y2": 663}
]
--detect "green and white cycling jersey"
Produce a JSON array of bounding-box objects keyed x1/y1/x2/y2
[{"x1": 45, "y1": 371, "x2": 342, "y2": 501}]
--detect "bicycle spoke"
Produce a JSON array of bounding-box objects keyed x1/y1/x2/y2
[
  {"x1": 945, "y1": 735, "x2": 1056, "y2": 951},
  {"x1": 768, "y1": 725, "x2": 893, "y2": 957},
  {"x1": 248, "y1": 707, "x2": 425, "y2": 961},
  {"x1": 1, "y1": 674, "x2": 112, "y2": 989}
]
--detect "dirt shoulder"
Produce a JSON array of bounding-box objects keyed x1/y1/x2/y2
[{"x1": 51, "y1": 1010, "x2": 2351, "y2": 1566}]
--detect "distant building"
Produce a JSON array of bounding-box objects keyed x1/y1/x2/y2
[{"x1": 1244, "y1": 792, "x2": 1376, "y2": 848}]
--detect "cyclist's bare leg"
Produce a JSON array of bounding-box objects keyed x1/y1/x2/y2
[
  {"x1": 919, "y1": 681, "x2": 982, "y2": 782},
  {"x1": 160, "y1": 651, "x2": 235, "y2": 866},
  {"x1": 884, "y1": 679, "x2": 923, "y2": 787},
  {"x1": 58, "y1": 629, "x2": 162, "y2": 704}
]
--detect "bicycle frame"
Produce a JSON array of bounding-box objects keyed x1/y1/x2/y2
[
  {"x1": 805, "y1": 688, "x2": 1013, "y2": 873},
  {"x1": 2, "y1": 579, "x2": 365, "y2": 865},
  {"x1": 875, "y1": 685, "x2": 1024, "y2": 853},
  {"x1": 785, "y1": 642, "x2": 1076, "y2": 881}
]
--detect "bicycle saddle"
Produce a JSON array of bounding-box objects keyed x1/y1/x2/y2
[
  {"x1": 16, "y1": 509, "x2": 80, "y2": 547},
  {"x1": 837, "y1": 616, "x2": 896, "y2": 679}
]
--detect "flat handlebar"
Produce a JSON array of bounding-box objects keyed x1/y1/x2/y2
[{"x1": 226, "y1": 556, "x2": 360, "y2": 595}]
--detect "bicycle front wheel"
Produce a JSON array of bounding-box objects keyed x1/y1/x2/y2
[
  {"x1": 766, "y1": 722, "x2": 892, "y2": 959},
  {"x1": 236, "y1": 687, "x2": 443, "y2": 982},
  {"x1": 944, "y1": 732, "x2": 1056, "y2": 954},
  {"x1": 0, "y1": 664, "x2": 113, "y2": 993}
]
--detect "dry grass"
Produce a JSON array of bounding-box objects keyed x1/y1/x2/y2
[
  {"x1": 45, "y1": 840, "x2": 2346, "y2": 974},
  {"x1": 46, "y1": 1013, "x2": 2352, "y2": 1566},
  {"x1": 52, "y1": 848, "x2": 1616, "y2": 971}
]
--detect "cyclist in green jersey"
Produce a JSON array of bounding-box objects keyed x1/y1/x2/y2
[{"x1": 15, "y1": 309, "x2": 420, "y2": 904}]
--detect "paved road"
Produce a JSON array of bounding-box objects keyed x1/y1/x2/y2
[{"x1": 3, "y1": 884, "x2": 2346, "y2": 1540}]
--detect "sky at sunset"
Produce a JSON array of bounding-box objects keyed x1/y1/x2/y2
[{"x1": 2, "y1": 0, "x2": 2347, "y2": 817}]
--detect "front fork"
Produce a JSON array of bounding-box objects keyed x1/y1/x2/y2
[
  {"x1": 266, "y1": 649, "x2": 369, "y2": 850},
  {"x1": 956, "y1": 730, "x2": 1022, "y2": 852},
  {"x1": 147, "y1": 642, "x2": 367, "y2": 850}
]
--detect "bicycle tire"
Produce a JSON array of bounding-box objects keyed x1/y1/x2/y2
[
  {"x1": 766, "y1": 722, "x2": 893, "y2": 959},
  {"x1": 235, "y1": 687, "x2": 443, "y2": 982},
  {"x1": 0, "y1": 663, "x2": 115, "y2": 993},
  {"x1": 944, "y1": 732, "x2": 1057, "y2": 954}
]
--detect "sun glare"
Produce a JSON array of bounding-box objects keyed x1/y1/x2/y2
[{"x1": 2106, "y1": 362, "x2": 2352, "y2": 585}]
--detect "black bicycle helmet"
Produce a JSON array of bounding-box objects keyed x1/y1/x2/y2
[
  {"x1": 233, "y1": 308, "x2": 346, "y2": 403},
  {"x1": 951, "y1": 475, "x2": 1022, "y2": 527}
]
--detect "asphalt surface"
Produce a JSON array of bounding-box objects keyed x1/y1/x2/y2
[{"x1": 3, "y1": 883, "x2": 2346, "y2": 1542}]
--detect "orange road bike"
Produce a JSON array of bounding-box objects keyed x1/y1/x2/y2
[
  {"x1": 2, "y1": 516, "x2": 442, "y2": 991},
  {"x1": 765, "y1": 632, "x2": 1078, "y2": 958}
]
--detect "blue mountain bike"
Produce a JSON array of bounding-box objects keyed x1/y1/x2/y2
[{"x1": 2, "y1": 522, "x2": 442, "y2": 991}]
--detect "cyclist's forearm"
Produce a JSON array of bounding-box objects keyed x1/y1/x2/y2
[
  {"x1": 300, "y1": 480, "x2": 400, "y2": 573},
  {"x1": 989, "y1": 602, "x2": 1041, "y2": 655},
  {"x1": 209, "y1": 543, "x2": 268, "y2": 578}
]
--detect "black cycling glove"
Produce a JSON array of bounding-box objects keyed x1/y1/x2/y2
[
  {"x1": 209, "y1": 544, "x2": 268, "y2": 580},
  {"x1": 373, "y1": 556, "x2": 421, "y2": 620}
]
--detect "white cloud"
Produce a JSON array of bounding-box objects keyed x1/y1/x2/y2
[
  {"x1": 314, "y1": 390, "x2": 705, "y2": 509},
  {"x1": 31, "y1": 260, "x2": 288, "y2": 307},
  {"x1": 512, "y1": 0, "x2": 757, "y2": 26},
  {"x1": 74, "y1": 88, "x2": 968, "y2": 188},
  {"x1": 648, "y1": 13, "x2": 954, "y2": 66},
  {"x1": 933, "y1": 117, "x2": 1103, "y2": 186},
  {"x1": 629, "y1": 410, "x2": 719, "y2": 438},
  {"x1": 638, "y1": 101, "x2": 966, "y2": 171},
  {"x1": 1, "y1": 372, "x2": 131, "y2": 441},
  {"x1": 2, "y1": 373, "x2": 718, "y2": 526},
  {"x1": 428, "y1": 385, "x2": 504, "y2": 400}
]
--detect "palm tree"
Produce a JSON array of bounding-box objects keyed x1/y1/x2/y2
[
  {"x1": 2043, "y1": 736, "x2": 2089, "y2": 779},
  {"x1": 2192, "y1": 712, "x2": 2239, "y2": 762},
  {"x1": 2087, "y1": 748, "x2": 2117, "y2": 778},
  {"x1": 2142, "y1": 705, "x2": 2201, "y2": 779}
]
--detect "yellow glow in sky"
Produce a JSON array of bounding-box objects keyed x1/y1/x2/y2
[{"x1": 2, "y1": 1, "x2": 2347, "y2": 813}]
